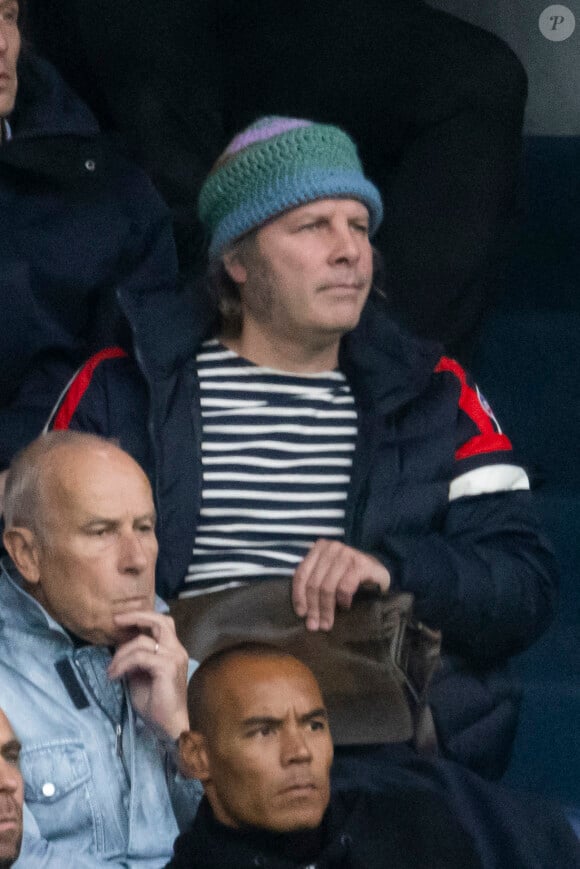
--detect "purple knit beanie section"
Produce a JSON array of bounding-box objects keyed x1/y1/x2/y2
[
  {"x1": 199, "y1": 115, "x2": 383, "y2": 259},
  {"x1": 223, "y1": 118, "x2": 311, "y2": 161}
]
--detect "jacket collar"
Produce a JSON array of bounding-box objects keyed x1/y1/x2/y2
[
  {"x1": 170, "y1": 795, "x2": 353, "y2": 869},
  {"x1": 0, "y1": 117, "x2": 12, "y2": 142},
  {"x1": 340, "y1": 290, "x2": 442, "y2": 413},
  {"x1": 119, "y1": 280, "x2": 442, "y2": 416},
  {"x1": 9, "y1": 51, "x2": 99, "y2": 141},
  {"x1": 0, "y1": 558, "x2": 71, "y2": 639},
  {"x1": 118, "y1": 276, "x2": 218, "y2": 380}
]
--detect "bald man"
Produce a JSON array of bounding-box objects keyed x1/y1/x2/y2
[
  {"x1": 0, "y1": 431, "x2": 201, "y2": 867},
  {"x1": 168, "y1": 643, "x2": 481, "y2": 868},
  {"x1": 168, "y1": 643, "x2": 580, "y2": 869},
  {"x1": 0, "y1": 709, "x2": 22, "y2": 869}
]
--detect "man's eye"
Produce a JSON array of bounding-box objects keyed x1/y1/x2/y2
[
  {"x1": 4, "y1": 751, "x2": 20, "y2": 765},
  {"x1": 248, "y1": 725, "x2": 273, "y2": 738},
  {"x1": 309, "y1": 719, "x2": 326, "y2": 732}
]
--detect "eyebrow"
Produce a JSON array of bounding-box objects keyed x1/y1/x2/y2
[
  {"x1": 82, "y1": 511, "x2": 157, "y2": 528},
  {"x1": 288, "y1": 207, "x2": 368, "y2": 222},
  {"x1": 242, "y1": 708, "x2": 328, "y2": 728}
]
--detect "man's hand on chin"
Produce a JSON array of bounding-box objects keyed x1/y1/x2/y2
[
  {"x1": 292, "y1": 539, "x2": 391, "y2": 631},
  {"x1": 107, "y1": 610, "x2": 190, "y2": 739}
]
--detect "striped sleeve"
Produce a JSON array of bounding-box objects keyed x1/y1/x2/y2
[{"x1": 435, "y1": 356, "x2": 530, "y2": 501}]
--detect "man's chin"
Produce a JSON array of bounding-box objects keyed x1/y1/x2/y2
[
  {"x1": 321, "y1": 314, "x2": 363, "y2": 339},
  {"x1": 0, "y1": 834, "x2": 22, "y2": 869},
  {"x1": 267, "y1": 813, "x2": 325, "y2": 834},
  {"x1": 267, "y1": 801, "x2": 327, "y2": 834},
  {"x1": 81, "y1": 623, "x2": 141, "y2": 647},
  {"x1": 110, "y1": 625, "x2": 143, "y2": 646}
]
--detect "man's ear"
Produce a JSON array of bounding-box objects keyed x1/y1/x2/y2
[
  {"x1": 178, "y1": 730, "x2": 212, "y2": 782},
  {"x1": 222, "y1": 248, "x2": 247, "y2": 286},
  {"x1": 2, "y1": 527, "x2": 42, "y2": 584}
]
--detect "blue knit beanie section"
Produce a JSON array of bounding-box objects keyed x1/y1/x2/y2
[{"x1": 199, "y1": 116, "x2": 383, "y2": 260}]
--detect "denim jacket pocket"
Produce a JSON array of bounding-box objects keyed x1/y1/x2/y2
[{"x1": 21, "y1": 740, "x2": 102, "y2": 851}]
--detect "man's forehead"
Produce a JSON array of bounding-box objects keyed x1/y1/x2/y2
[
  {"x1": 41, "y1": 445, "x2": 153, "y2": 522},
  {"x1": 46, "y1": 444, "x2": 148, "y2": 492},
  {"x1": 217, "y1": 656, "x2": 325, "y2": 718}
]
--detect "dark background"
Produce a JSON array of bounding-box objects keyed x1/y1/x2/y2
[{"x1": 429, "y1": 1, "x2": 580, "y2": 134}]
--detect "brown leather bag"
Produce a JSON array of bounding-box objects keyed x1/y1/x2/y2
[{"x1": 170, "y1": 581, "x2": 441, "y2": 752}]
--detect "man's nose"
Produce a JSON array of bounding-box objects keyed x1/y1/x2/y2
[
  {"x1": 281, "y1": 726, "x2": 313, "y2": 765},
  {"x1": 0, "y1": 25, "x2": 8, "y2": 51},
  {"x1": 118, "y1": 531, "x2": 149, "y2": 573},
  {"x1": 0, "y1": 759, "x2": 20, "y2": 793},
  {"x1": 329, "y1": 223, "x2": 360, "y2": 263}
]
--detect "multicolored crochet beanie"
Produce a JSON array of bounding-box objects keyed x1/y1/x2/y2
[{"x1": 199, "y1": 116, "x2": 383, "y2": 260}]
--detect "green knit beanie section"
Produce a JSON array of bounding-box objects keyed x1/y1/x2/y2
[{"x1": 198, "y1": 116, "x2": 383, "y2": 259}]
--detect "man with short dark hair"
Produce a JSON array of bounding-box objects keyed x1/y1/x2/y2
[
  {"x1": 168, "y1": 644, "x2": 580, "y2": 868},
  {"x1": 51, "y1": 116, "x2": 558, "y2": 778},
  {"x1": 168, "y1": 643, "x2": 482, "y2": 868},
  {"x1": 0, "y1": 431, "x2": 201, "y2": 867},
  {"x1": 0, "y1": 709, "x2": 23, "y2": 869}
]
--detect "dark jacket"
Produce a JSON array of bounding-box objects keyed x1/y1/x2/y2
[
  {"x1": 331, "y1": 746, "x2": 580, "y2": 869},
  {"x1": 165, "y1": 791, "x2": 482, "y2": 868},
  {"x1": 49, "y1": 284, "x2": 558, "y2": 777},
  {"x1": 0, "y1": 51, "x2": 178, "y2": 467}
]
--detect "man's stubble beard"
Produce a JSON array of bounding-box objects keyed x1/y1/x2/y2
[
  {"x1": 0, "y1": 818, "x2": 22, "y2": 869},
  {"x1": 0, "y1": 842, "x2": 22, "y2": 869}
]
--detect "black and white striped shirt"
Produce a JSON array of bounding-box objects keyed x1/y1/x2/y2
[{"x1": 182, "y1": 339, "x2": 358, "y2": 596}]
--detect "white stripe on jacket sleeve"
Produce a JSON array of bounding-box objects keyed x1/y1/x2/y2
[{"x1": 449, "y1": 464, "x2": 530, "y2": 501}]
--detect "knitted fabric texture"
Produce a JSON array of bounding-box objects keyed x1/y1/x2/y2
[{"x1": 199, "y1": 116, "x2": 383, "y2": 260}]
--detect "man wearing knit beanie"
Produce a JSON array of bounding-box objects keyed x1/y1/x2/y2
[{"x1": 49, "y1": 115, "x2": 556, "y2": 783}]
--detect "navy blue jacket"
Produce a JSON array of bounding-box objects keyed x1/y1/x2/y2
[
  {"x1": 49, "y1": 283, "x2": 558, "y2": 777},
  {"x1": 166, "y1": 781, "x2": 580, "y2": 869},
  {"x1": 0, "y1": 51, "x2": 178, "y2": 466},
  {"x1": 166, "y1": 790, "x2": 482, "y2": 869}
]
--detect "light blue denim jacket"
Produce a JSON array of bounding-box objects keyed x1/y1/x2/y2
[{"x1": 0, "y1": 561, "x2": 202, "y2": 867}]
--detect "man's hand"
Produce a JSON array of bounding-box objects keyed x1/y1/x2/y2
[
  {"x1": 292, "y1": 539, "x2": 391, "y2": 631},
  {"x1": 107, "y1": 611, "x2": 189, "y2": 740}
]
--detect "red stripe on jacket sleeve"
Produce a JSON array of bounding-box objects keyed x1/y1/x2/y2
[
  {"x1": 52, "y1": 347, "x2": 128, "y2": 431},
  {"x1": 435, "y1": 356, "x2": 512, "y2": 460}
]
